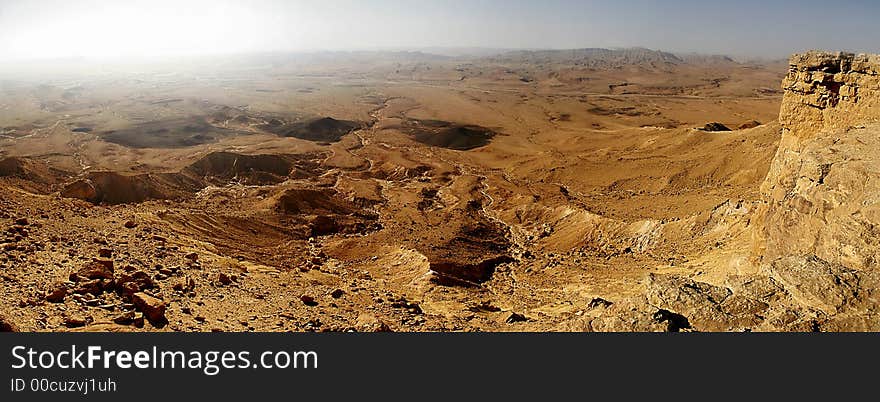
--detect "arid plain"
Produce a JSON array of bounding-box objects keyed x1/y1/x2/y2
[{"x1": 2, "y1": 48, "x2": 874, "y2": 332}]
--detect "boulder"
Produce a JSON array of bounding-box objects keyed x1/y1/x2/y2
[
  {"x1": 63, "y1": 316, "x2": 88, "y2": 328},
  {"x1": 45, "y1": 284, "x2": 68, "y2": 303},
  {"x1": 132, "y1": 292, "x2": 167, "y2": 324},
  {"x1": 300, "y1": 295, "x2": 318, "y2": 306},
  {"x1": 74, "y1": 259, "x2": 114, "y2": 281}
]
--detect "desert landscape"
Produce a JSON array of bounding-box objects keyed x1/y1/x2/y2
[{"x1": 0, "y1": 47, "x2": 877, "y2": 332}]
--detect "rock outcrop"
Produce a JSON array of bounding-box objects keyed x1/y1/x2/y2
[
  {"x1": 584, "y1": 51, "x2": 880, "y2": 332},
  {"x1": 755, "y1": 51, "x2": 880, "y2": 270},
  {"x1": 777, "y1": 52, "x2": 880, "y2": 136}
]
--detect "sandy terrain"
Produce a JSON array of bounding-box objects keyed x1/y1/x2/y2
[{"x1": 0, "y1": 48, "x2": 823, "y2": 332}]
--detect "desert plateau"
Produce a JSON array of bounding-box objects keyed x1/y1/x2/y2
[{"x1": 1, "y1": 47, "x2": 878, "y2": 333}]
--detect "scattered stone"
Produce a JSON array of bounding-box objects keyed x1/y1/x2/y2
[
  {"x1": 300, "y1": 295, "x2": 318, "y2": 306},
  {"x1": 184, "y1": 252, "x2": 199, "y2": 262},
  {"x1": 123, "y1": 220, "x2": 137, "y2": 229},
  {"x1": 172, "y1": 277, "x2": 195, "y2": 293},
  {"x1": 218, "y1": 273, "x2": 233, "y2": 285},
  {"x1": 330, "y1": 289, "x2": 345, "y2": 299},
  {"x1": 0, "y1": 314, "x2": 18, "y2": 332},
  {"x1": 390, "y1": 298, "x2": 423, "y2": 314},
  {"x1": 63, "y1": 315, "x2": 87, "y2": 328},
  {"x1": 74, "y1": 279, "x2": 105, "y2": 296},
  {"x1": 132, "y1": 292, "x2": 167, "y2": 324},
  {"x1": 114, "y1": 311, "x2": 136, "y2": 325},
  {"x1": 117, "y1": 270, "x2": 154, "y2": 291},
  {"x1": 74, "y1": 259, "x2": 114, "y2": 281},
  {"x1": 14, "y1": 217, "x2": 28, "y2": 226},
  {"x1": 356, "y1": 313, "x2": 392, "y2": 332},
  {"x1": 469, "y1": 300, "x2": 501, "y2": 312},
  {"x1": 119, "y1": 282, "x2": 140, "y2": 299},
  {"x1": 45, "y1": 285, "x2": 68, "y2": 303},
  {"x1": 98, "y1": 248, "x2": 113, "y2": 258}
]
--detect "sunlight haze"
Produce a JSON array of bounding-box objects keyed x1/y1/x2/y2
[{"x1": 2, "y1": 0, "x2": 879, "y2": 61}]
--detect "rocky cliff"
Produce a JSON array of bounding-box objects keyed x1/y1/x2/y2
[
  {"x1": 777, "y1": 52, "x2": 880, "y2": 136},
  {"x1": 570, "y1": 51, "x2": 880, "y2": 331},
  {"x1": 756, "y1": 51, "x2": 880, "y2": 270},
  {"x1": 742, "y1": 51, "x2": 880, "y2": 329}
]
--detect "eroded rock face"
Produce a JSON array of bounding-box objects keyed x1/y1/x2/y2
[
  {"x1": 737, "y1": 51, "x2": 880, "y2": 330},
  {"x1": 61, "y1": 171, "x2": 201, "y2": 205},
  {"x1": 585, "y1": 51, "x2": 880, "y2": 332},
  {"x1": 778, "y1": 52, "x2": 880, "y2": 137},
  {"x1": 645, "y1": 274, "x2": 763, "y2": 332},
  {"x1": 762, "y1": 256, "x2": 877, "y2": 317},
  {"x1": 755, "y1": 51, "x2": 880, "y2": 270},
  {"x1": 587, "y1": 258, "x2": 880, "y2": 332}
]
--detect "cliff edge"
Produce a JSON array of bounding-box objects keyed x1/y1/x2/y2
[
  {"x1": 756, "y1": 51, "x2": 880, "y2": 271},
  {"x1": 576, "y1": 51, "x2": 880, "y2": 331}
]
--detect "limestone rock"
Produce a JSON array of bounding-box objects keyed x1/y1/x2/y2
[
  {"x1": 45, "y1": 284, "x2": 68, "y2": 303},
  {"x1": 74, "y1": 259, "x2": 114, "y2": 281},
  {"x1": 116, "y1": 270, "x2": 155, "y2": 298},
  {"x1": 132, "y1": 292, "x2": 167, "y2": 324},
  {"x1": 645, "y1": 274, "x2": 766, "y2": 331},
  {"x1": 755, "y1": 51, "x2": 880, "y2": 271}
]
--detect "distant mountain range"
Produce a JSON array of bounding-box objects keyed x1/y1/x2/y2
[{"x1": 484, "y1": 47, "x2": 748, "y2": 68}]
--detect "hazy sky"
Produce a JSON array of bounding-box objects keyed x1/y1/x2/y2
[{"x1": 0, "y1": 0, "x2": 878, "y2": 60}]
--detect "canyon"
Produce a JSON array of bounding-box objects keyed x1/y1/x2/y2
[{"x1": 0, "y1": 49, "x2": 875, "y2": 332}]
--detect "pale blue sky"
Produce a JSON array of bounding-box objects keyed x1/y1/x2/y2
[{"x1": 0, "y1": 0, "x2": 877, "y2": 60}]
